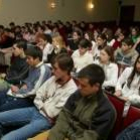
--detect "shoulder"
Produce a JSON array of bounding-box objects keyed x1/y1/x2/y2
[
  {"x1": 123, "y1": 67, "x2": 133, "y2": 73},
  {"x1": 64, "y1": 90, "x2": 81, "y2": 110},
  {"x1": 64, "y1": 78, "x2": 78, "y2": 91},
  {"x1": 97, "y1": 91, "x2": 116, "y2": 116},
  {"x1": 72, "y1": 50, "x2": 79, "y2": 56},
  {"x1": 109, "y1": 63, "x2": 118, "y2": 69}
]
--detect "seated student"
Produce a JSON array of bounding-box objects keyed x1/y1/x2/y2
[
  {"x1": 94, "y1": 46, "x2": 118, "y2": 90},
  {"x1": 72, "y1": 38, "x2": 93, "y2": 73},
  {"x1": 92, "y1": 34, "x2": 107, "y2": 61},
  {"x1": 52, "y1": 35, "x2": 67, "y2": 54},
  {"x1": 114, "y1": 55, "x2": 140, "y2": 107},
  {"x1": 105, "y1": 29, "x2": 115, "y2": 47},
  {"x1": 36, "y1": 33, "x2": 54, "y2": 63},
  {"x1": 0, "y1": 28, "x2": 15, "y2": 66},
  {"x1": 0, "y1": 40, "x2": 29, "y2": 91},
  {"x1": 130, "y1": 26, "x2": 140, "y2": 44},
  {"x1": 31, "y1": 64, "x2": 116, "y2": 140},
  {"x1": 114, "y1": 37, "x2": 138, "y2": 66},
  {"x1": 0, "y1": 53, "x2": 77, "y2": 140},
  {"x1": 67, "y1": 29, "x2": 82, "y2": 52},
  {"x1": 0, "y1": 46, "x2": 51, "y2": 112},
  {"x1": 112, "y1": 31, "x2": 125, "y2": 50}
]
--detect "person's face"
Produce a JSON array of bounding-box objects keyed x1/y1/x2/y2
[
  {"x1": 37, "y1": 38, "x2": 47, "y2": 47},
  {"x1": 72, "y1": 32, "x2": 80, "y2": 40},
  {"x1": 131, "y1": 28, "x2": 137, "y2": 36},
  {"x1": 26, "y1": 56, "x2": 37, "y2": 67},
  {"x1": 121, "y1": 42, "x2": 130, "y2": 52},
  {"x1": 119, "y1": 33, "x2": 124, "y2": 40},
  {"x1": 84, "y1": 33, "x2": 89, "y2": 40},
  {"x1": 77, "y1": 77, "x2": 99, "y2": 97},
  {"x1": 79, "y1": 46, "x2": 87, "y2": 55},
  {"x1": 52, "y1": 62, "x2": 67, "y2": 79},
  {"x1": 97, "y1": 37, "x2": 105, "y2": 46},
  {"x1": 12, "y1": 44, "x2": 23, "y2": 57},
  {"x1": 89, "y1": 24, "x2": 93, "y2": 29},
  {"x1": 115, "y1": 28, "x2": 121, "y2": 35},
  {"x1": 100, "y1": 49, "x2": 110, "y2": 63},
  {"x1": 136, "y1": 58, "x2": 140, "y2": 73},
  {"x1": 37, "y1": 27, "x2": 43, "y2": 33}
]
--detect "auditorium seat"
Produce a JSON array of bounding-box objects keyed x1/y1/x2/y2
[
  {"x1": 106, "y1": 93, "x2": 125, "y2": 140},
  {"x1": 106, "y1": 92, "x2": 140, "y2": 140}
]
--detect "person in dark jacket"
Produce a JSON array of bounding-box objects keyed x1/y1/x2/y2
[
  {"x1": 0, "y1": 39, "x2": 29, "y2": 91},
  {"x1": 30, "y1": 63, "x2": 116, "y2": 140},
  {"x1": 0, "y1": 47, "x2": 51, "y2": 112}
]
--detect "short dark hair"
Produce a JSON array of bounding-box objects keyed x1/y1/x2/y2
[
  {"x1": 79, "y1": 39, "x2": 91, "y2": 49},
  {"x1": 78, "y1": 64, "x2": 105, "y2": 86},
  {"x1": 52, "y1": 53, "x2": 74, "y2": 75},
  {"x1": 97, "y1": 33, "x2": 107, "y2": 41},
  {"x1": 25, "y1": 46, "x2": 42, "y2": 61},
  {"x1": 122, "y1": 37, "x2": 134, "y2": 46},
  {"x1": 45, "y1": 34, "x2": 52, "y2": 44},
  {"x1": 15, "y1": 39, "x2": 27, "y2": 51}
]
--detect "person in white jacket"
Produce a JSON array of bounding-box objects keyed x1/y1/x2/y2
[
  {"x1": 72, "y1": 38, "x2": 93, "y2": 73},
  {"x1": 0, "y1": 53, "x2": 77, "y2": 140},
  {"x1": 94, "y1": 46, "x2": 118, "y2": 91},
  {"x1": 114, "y1": 55, "x2": 140, "y2": 107}
]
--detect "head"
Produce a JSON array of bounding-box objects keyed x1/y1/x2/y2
[
  {"x1": 131, "y1": 27, "x2": 139, "y2": 37},
  {"x1": 9, "y1": 22, "x2": 15, "y2": 29},
  {"x1": 13, "y1": 40, "x2": 27, "y2": 57},
  {"x1": 105, "y1": 29, "x2": 114, "y2": 41},
  {"x1": 25, "y1": 46, "x2": 42, "y2": 67},
  {"x1": 36, "y1": 33, "x2": 52, "y2": 48},
  {"x1": 84, "y1": 31, "x2": 94, "y2": 41},
  {"x1": 115, "y1": 27, "x2": 122, "y2": 36},
  {"x1": 135, "y1": 55, "x2": 140, "y2": 74},
  {"x1": 78, "y1": 39, "x2": 91, "y2": 55},
  {"x1": 72, "y1": 30, "x2": 82, "y2": 41},
  {"x1": 118, "y1": 32, "x2": 125, "y2": 41},
  {"x1": 96, "y1": 34, "x2": 107, "y2": 47},
  {"x1": 52, "y1": 35, "x2": 66, "y2": 49},
  {"x1": 51, "y1": 53, "x2": 74, "y2": 79},
  {"x1": 77, "y1": 64, "x2": 105, "y2": 96},
  {"x1": 88, "y1": 23, "x2": 94, "y2": 29},
  {"x1": 127, "y1": 55, "x2": 140, "y2": 88},
  {"x1": 99, "y1": 46, "x2": 114, "y2": 64},
  {"x1": 121, "y1": 38, "x2": 134, "y2": 52}
]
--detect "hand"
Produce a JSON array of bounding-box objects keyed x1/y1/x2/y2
[
  {"x1": 114, "y1": 90, "x2": 122, "y2": 97},
  {"x1": 11, "y1": 85, "x2": 19, "y2": 93}
]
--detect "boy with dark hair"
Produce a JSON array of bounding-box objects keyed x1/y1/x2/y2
[
  {"x1": 72, "y1": 38, "x2": 93, "y2": 72},
  {"x1": 0, "y1": 39, "x2": 29, "y2": 91},
  {"x1": 0, "y1": 53, "x2": 77, "y2": 140},
  {"x1": 31, "y1": 64, "x2": 116, "y2": 140},
  {"x1": 0, "y1": 46, "x2": 51, "y2": 111},
  {"x1": 47, "y1": 64, "x2": 116, "y2": 140}
]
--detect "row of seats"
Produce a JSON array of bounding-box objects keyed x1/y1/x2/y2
[{"x1": 106, "y1": 93, "x2": 140, "y2": 140}]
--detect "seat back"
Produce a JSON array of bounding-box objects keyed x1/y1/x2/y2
[
  {"x1": 106, "y1": 93, "x2": 125, "y2": 139},
  {"x1": 122, "y1": 105, "x2": 140, "y2": 129},
  {"x1": 106, "y1": 93, "x2": 140, "y2": 139}
]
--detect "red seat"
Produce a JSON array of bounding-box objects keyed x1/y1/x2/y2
[
  {"x1": 106, "y1": 93, "x2": 125, "y2": 139},
  {"x1": 122, "y1": 105, "x2": 140, "y2": 129},
  {"x1": 106, "y1": 93, "x2": 140, "y2": 140}
]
